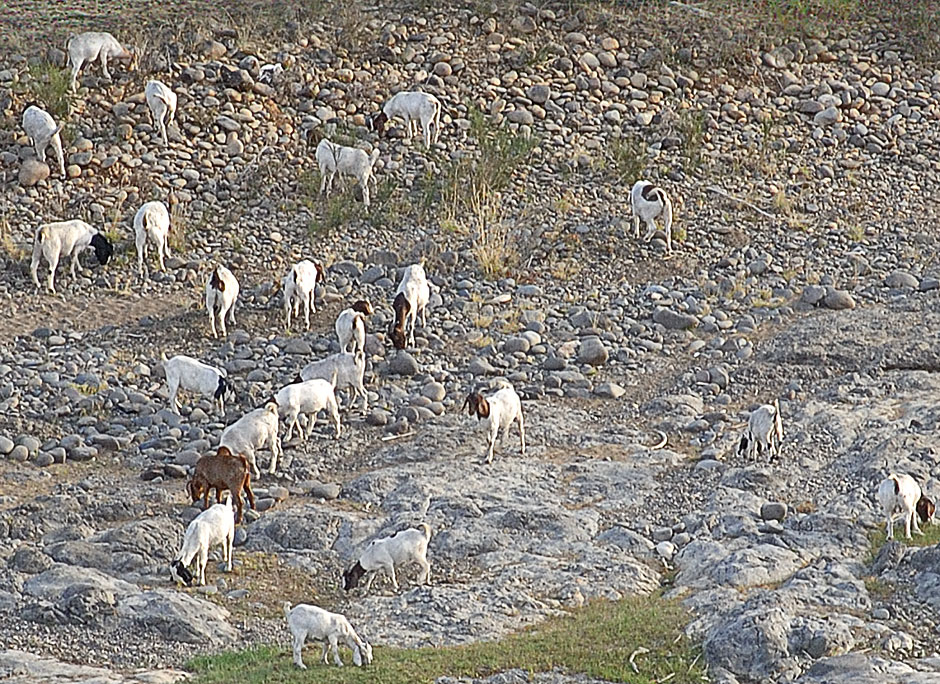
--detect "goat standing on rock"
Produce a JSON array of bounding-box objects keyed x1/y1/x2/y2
[
  {"x1": 282, "y1": 259, "x2": 325, "y2": 331},
  {"x1": 22, "y1": 105, "x2": 66, "y2": 177},
  {"x1": 170, "y1": 495, "x2": 235, "y2": 586},
  {"x1": 206, "y1": 265, "x2": 239, "y2": 338},
  {"x1": 187, "y1": 446, "x2": 255, "y2": 524},
  {"x1": 315, "y1": 138, "x2": 379, "y2": 207},
  {"x1": 878, "y1": 473, "x2": 935, "y2": 540},
  {"x1": 134, "y1": 200, "x2": 171, "y2": 276},
  {"x1": 464, "y1": 383, "x2": 526, "y2": 463},
  {"x1": 343, "y1": 523, "x2": 432, "y2": 594},
  {"x1": 388, "y1": 263, "x2": 430, "y2": 350},
  {"x1": 335, "y1": 300, "x2": 373, "y2": 354},
  {"x1": 30, "y1": 219, "x2": 113, "y2": 293},
  {"x1": 370, "y1": 91, "x2": 443, "y2": 148},
  {"x1": 630, "y1": 180, "x2": 674, "y2": 253},
  {"x1": 66, "y1": 32, "x2": 136, "y2": 90},
  {"x1": 737, "y1": 399, "x2": 783, "y2": 460}
]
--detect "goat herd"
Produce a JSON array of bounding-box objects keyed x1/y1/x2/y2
[{"x1": 16, "y1": 29, "x2": 932, "y2": 671}]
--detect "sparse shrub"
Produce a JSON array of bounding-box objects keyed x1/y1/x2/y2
[
  {"x1": 608, "y1": 135, "x2": 647, "y2": 184},
  {"x1": 27, "y1": 61, "x2": 73, "y2": 120},
  {"x1": 677, "y1": 109, "x2": 705, "y2": 170}
]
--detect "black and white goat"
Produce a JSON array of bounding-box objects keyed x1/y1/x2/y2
[
  {"x1": 878, "y1": 473, "x2": 935, "y2": 541},
  {"x1": 220, "y1": 400, "x2": 282, "y2": 479},
  {"x1": 161, "y1": 352, "x2": 232, "y2": 415},
  {"x1": 370, "y1": 91, "x2": 443, "y2": 148},
  {"x1": 66, "y1": 32, "x2": 136, "y2": 90},
  {"x1": 299, "y1": 352, "x2": 368, "y2": 411},
  {"x1": 737, "y1": 399, "x2": 783, "y2": 460},
  {"x1": 145, "y1": 79, "x2": 177, "y2": 146},
  {"x1": 22, "y1": 105, "x2": 65, "y2": 177},
  {"x1": 134, "y1": 200, "x2": 171, "y2": 276},
  {"x1": 315, "y1": 138, "x2": 380, "y2": 207},
  {"x1": 335, "y1": 300, "x2": 373, "y2": 354},
  {"x1": 284, "y1": 602, "x2": 373, "y2": 669},
  {"x1": 388, "y1": 264, "x2": 430, "y2": 350},
  {"x1": 630, "y1": 180, "x2": 674, "y2": 253},
  {"x1": 206, "y1": 265, "x2": 239, "y2": 338},
  {"x1": 464, "y1": 382, "x2": 526, "y2": 464},
  {"x1": 343, "y1": 523, "x2": 432, "y2": 593},
  {"x1": 170, "y1": 495, "x2": 235, "y2": 587},
  {"x1": 283, "y1": 260, "x2": 325, "y2": 331},
  {"x1": 30, "y1": 220, "x2": 113, "y2": 293}
]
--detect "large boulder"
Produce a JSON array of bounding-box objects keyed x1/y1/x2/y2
[{"x1": 117, "y1": 590, "x2": 238, "y2": 644}]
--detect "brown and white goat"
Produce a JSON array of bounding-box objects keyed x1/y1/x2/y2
[
  {"x1": 187, "y1": 446, "x2": 255, "y2": 524},
  {"x1": 388, "y1": 264, "x2": 429, "y2": 350},
  {"x1": 464, "y1": 384, "x2": 526, "y2": 463}
]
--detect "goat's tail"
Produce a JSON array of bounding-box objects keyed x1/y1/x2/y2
[
  {"x1": 160, "y1": 351, "x2": 169, "y2": 364},
  {"x1": 419, "y1": 522, "x2": 432, "y2": 540},
  {"x1": 51, "y1": 123, "x2": 64, "y2": 138},
  {"x1": 329, "y1": 368, "x2": 338, "y2": 389},
  {"x1": 283, "y1": 601, "x2": 293, "y2": 618},
  {"x1": 65, "y1": 34, "x2": 77, "y2": 54}
]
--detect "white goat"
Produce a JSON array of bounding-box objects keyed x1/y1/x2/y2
[
  {"x1": 206, "y1": 265, "x2": 239, "y2": 338},
  {"x1": 284, "y1": 602, "x2": 373, "y2": 669},
  {"x1": 170, "y1": 496, "x2": 235, "y2": 586},
  {"x1": 335, "y1": 300, "x2": 373, "y2": 354},
  {"x1": 630, "y1": 180, "x2": 674, "y2": 253},
  {"x1": 463, "y1": 384, "x2": 526, "y2": 464},
  {"x1": 388, "y1": 263, "x2": 430, "y2": 350},
  {"x1": 30, "y1": 220, "x2": 113, "y2": 293},
  {"x1": 299, "y1": 352, "x2": 368, "y2": 411},
  {"x1": 371, "y1": 91, "x2": 443, "y2": 148},
  {"x1": 282, "y1": 259, "x2": 324, "y2": 331},
  {"x1": 134, "y1": 200, "x2": 171, "y2": 276},
  {"x1": 22, "y1": 105, "x2": 65, "y2": 177},
  {"x1": 275, "y1": 375, "x2": 341, "y2": 442},
  {"x1": 878, "y1": 474, "x2": 935, "y2": 541},
  {"x1": 66, "y1": 32, "x2": 136, "y2": 90},
  {"x1": 258, "y1": 63, "x2": 284, "y2": 84},
  {"x1": 342, "y1": 523, "x2": 432, "y2": 593},
  {"x1": 737, "y1": 399, "x2": 783, "y2": 460},
  {"x1": 220, "y1": 401, "x2": 282, "y2": 479},
  {"x1": 161, "y1": 353, "x2": 231, "y2": 416},
  {"x1": 315, "y1": 138, "x2": 380, "y2": 208},
  {"x1": 145, "y1": 80, "x2": 178, "y2": 146}
]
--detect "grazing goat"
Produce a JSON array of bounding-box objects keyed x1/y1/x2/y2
[
  {"x1": 464, "y1": 383, "x2": 526, "y2": 464},
  {"x1": 283, "y1": 260, "x2": 324, "y2": 331},
  {"x1": 187, "y1": 446, "x2": 255, "y2": 524},
  {"x1": 335, "y1": 300, "x2": 373, "y2": 354},
  {"x1": 170, "y1": 496, "x2": 234, "y2": 586},
  {"x1": 22, "y1": 105, "x2": 65, "y2": 177},
  {"x1": 220, "y1": 400, "x2": 281, "y2": 479},
  {"x1": 145, "y1": 80, "x2": 177, "y2": 146},
  {"x1": 370, "y1": 91, "x2": 443, "y2": 148},
  {"x1": 343, "y1": 524, "x2": 432, "y2": 593},
  {"x1": 284, "y1": 602, "x2": 373, "y2": 669},
  {"x1": 388, "y1": 264, "x2": 430, "y2": 350},
  {"x1": 30, "y1": 220, "x2": 113, "y2": 293},
  {"x1": 275, "y1": 374, "x2": 341, "y2": 442},
  {"x1": 162, "y1": 353, "x2": 231, "y2": 415},
  {"x1": 258, "y1": 63, "x2": 284, "y2": 84},
  {"x1": 878, "y1": 473, "x2": 935, "y2": 541},
  {"x1": 737, "y1": 399, "x2": 783, "y2": 460},
  {"x1": 206, "y1": 265, "x2": 239, "y2": 338},
  {"x1": 299, "y1": 352, "x2": 368, "y2": 411},
  {"x1": 66, "y1": 32, "x2": 136, "y2": 90},
  {"x1": 315, "y1": 138, "x2": 380, "y2": 207},
  {"x1": 134, "y1": 200, "x2": 171, "y2": 276},
  {"x1": 630, "y1": 180, "x2": 674, "y2": 253}
]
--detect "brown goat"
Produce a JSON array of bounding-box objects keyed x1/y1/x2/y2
[
  {"x1": 388, "y1": 292, "x2": 410, "y2": 350},
  {"x1": 187, "y1": 446, "x2": 255, "y2": 524}
]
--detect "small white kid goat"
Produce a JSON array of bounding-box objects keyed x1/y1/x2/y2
[
  {"x1": 388, "y1": 263, "x2": 430, "y2": 350},
  {"x1": 335, "y1": 299, "x2": 373, "y2": 355},
  {"x1": 463, "y1": 383, "x2": 526, "y2": 464},
  {"x1": 275, "y1": 374, "x2": 341, "y2": 442},
  {"x1": 134, "y1": 200, "x2": 171, "y2": 276},
  {"x1": 737, "y1": 399, "x2": 783, "y2": 460},
  {"x1": 66, "y1": 32, "x2": 136, "y2": 90},
  {"x1": 630, "y1": 180, "x2": 675, "y2": 253},
  {"x1": 30, "y1": 219, "x2": 113, "y2": 293},
  {"x1": 282, "y1": 259, "x2": 324, "y2": 331},
  {"x1": 878, "y1": 473, "x2": 935, "y2": 541},
  {"x1": 299, "y1": 352, "x2": 368, "y2": 411},
  {"x1": 370, "y1": 91, "x2": 443, "y2": 148},
  {"x1": 220, "y1": 400, "x2": 282, "y2": 479},
  {"x1": 343, "y1": 523, "x2": 432, "y2": 593},
  {"x1": 206, "y1": 265, "x2": 239, "y2": 338},
  {"x1": 315, "y1": 138, "x2": 380, "y2": 207},
  {"x1": 170, "y1": 495, "x2": 235, "y2": 586},
  {"x1": 284, "y1": 602, "x2": 373, "y2": 669},
  {"x1": 161, "y1": 352, "x2": 232, "y2": 415},
  {"x1": 145, "y1": 80, "x2": 178, "y2": 146},
  {"x1": 22, "y1": 105, "x2": 65, "y2": 177}
]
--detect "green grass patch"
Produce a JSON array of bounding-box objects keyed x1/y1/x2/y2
[
  {"x1": 187, "y1": 594, "x2": 703, "y2": 684},
  {"x1": 868, "y1": 524, "x2": 940, "y2": 561},
  {"x1": 27, "y1": 61, "x2": 73, "y2": 119}
]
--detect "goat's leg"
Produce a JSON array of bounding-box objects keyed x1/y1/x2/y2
[
  {"x1": 486, "y1": 427, "x2": 497, "y2": 463},
  {"x1": 100, "y1": 53, "x2": 111, "y2": 80},
  {"x1": 386, "y1": 563, "x2": 399, "y2": 590},
  {"x1": 518, "y1": 413, "x2": 526, "y2": 454},
  {"x1": 319, "y1": 640, "x2": 329, "y2": 665},
  {"x1": 330, "y1": 636, "x2": 344, "y2": 666},
  {"x1": 70, "y1": 58, "x2": 83, "y2": 90},
  {"x1": 292, "y1": 632, "x2": 307, "y2": 669},
  {"x1": 643, "y1": 218, "x2": 657, "y2": 242},
  {"x1": 905, "y1": 511, "x2": 914, "y2": 540},
  {"x1": 912, "y1": 511, "x2": 924, "y2": 536},
  {"x1": 886, "y1": 512, "x2": 894, "y2": 540},
  {"x1": 419, "y1": 556, "x2": 431, "y2": 585}
]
